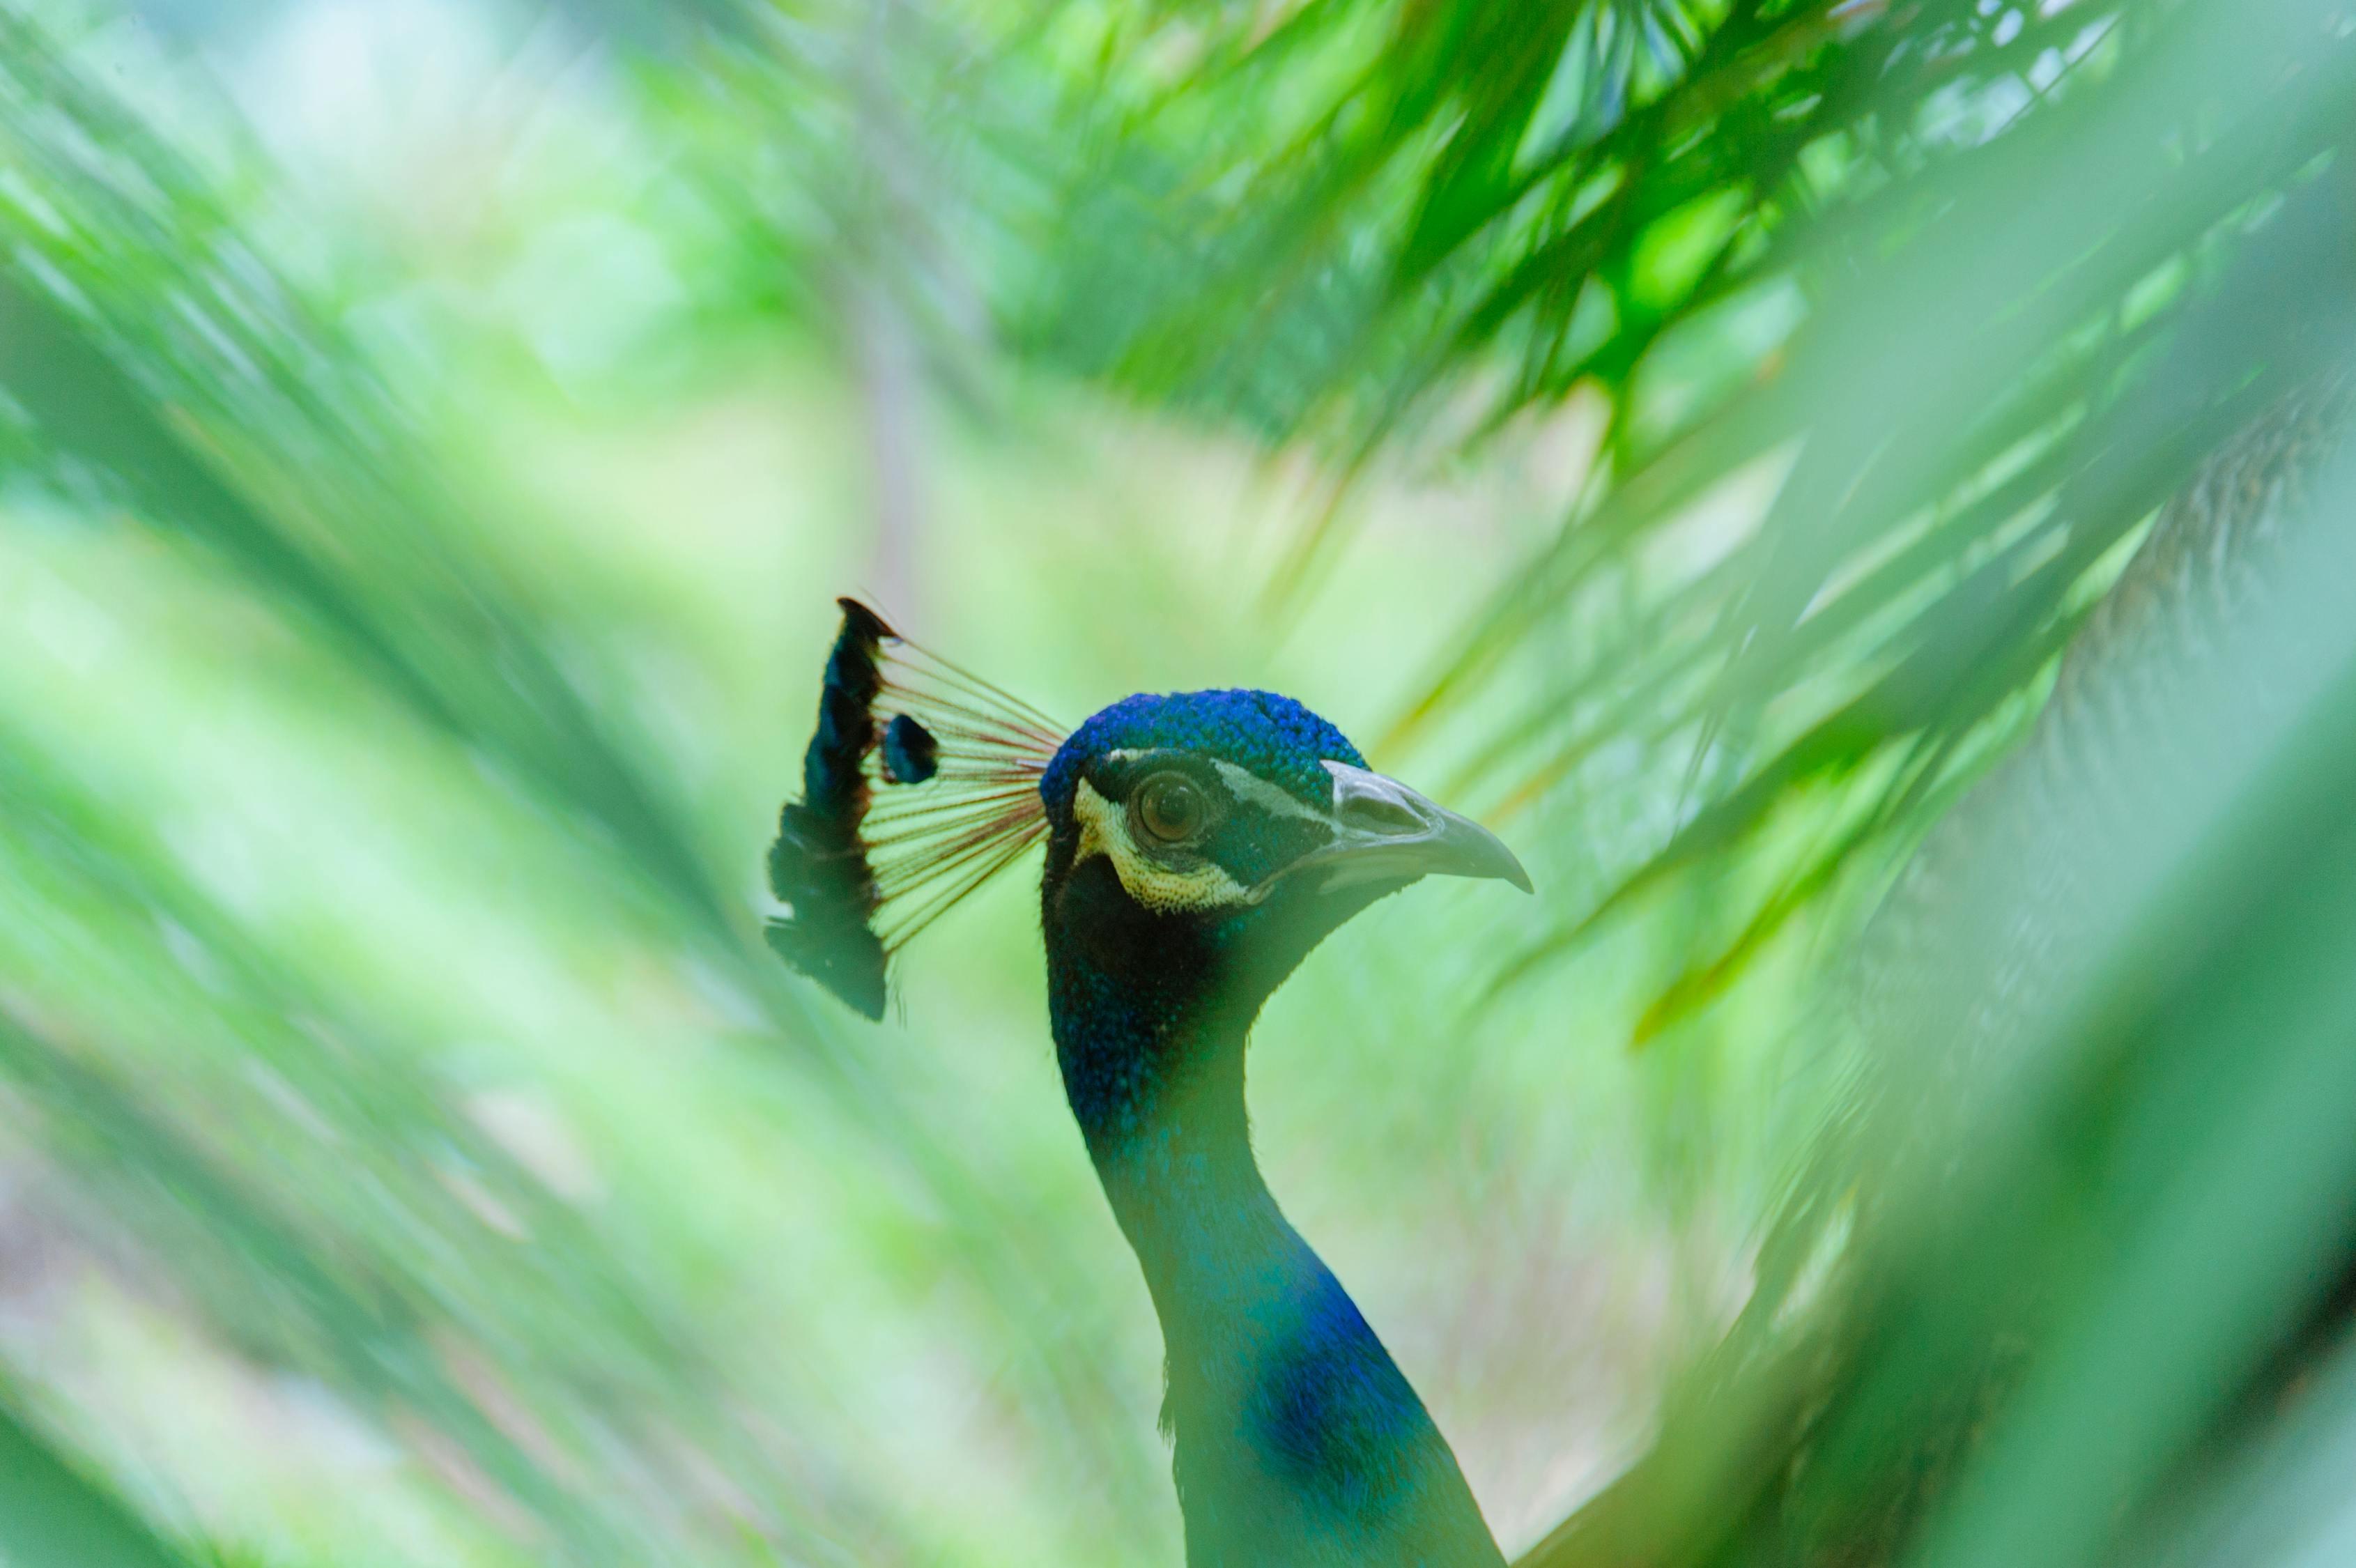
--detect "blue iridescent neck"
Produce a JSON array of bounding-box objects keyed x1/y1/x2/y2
[
  {"x1": 1042, "y1": 865, "x2": 1501, "y2": 1566},
  {"x1": 1046, "y1": 914, "x2": 1291, "y2": 1284}
]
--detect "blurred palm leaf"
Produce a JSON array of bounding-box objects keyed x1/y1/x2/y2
[
  {"x1": 6, "y1": 0, "x2": 2356, "y2": 1562},
  {"x1": 0, "y1": 1392, "x2": 196, "y2": 1568},
  {"x1": 1518, "y1": 416, "x2": 2356, "y2": 1565},
  {"x1": 0, "y1": 9, "x2": 732, "y2": 932},
  {"x1": 0, "y1": 8, "x2": 1155, "y2": 1562},
  {"x1": 1038, "y1": 0, "x2": 2356, "y2": 1561},
  {"x1": 1047, "y1": 0, "x2": 2356, "y2": 1038}
]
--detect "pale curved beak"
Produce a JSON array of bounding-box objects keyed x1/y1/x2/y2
[{"x1": 1258, "y1": 760, "x2": 1533, "y2": 898}]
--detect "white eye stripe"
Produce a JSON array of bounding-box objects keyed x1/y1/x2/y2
[
  {"x1": 1208, "y1": 760, "x2": 1331, "y2": 825},
  {"x1": 1100, "y1": 751, "x2": 1334, "y2": 827}
]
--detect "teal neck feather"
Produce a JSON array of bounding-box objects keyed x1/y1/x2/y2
[{"x1": 1045, "y1": 859, "x2": 1502, "y2": 1567}]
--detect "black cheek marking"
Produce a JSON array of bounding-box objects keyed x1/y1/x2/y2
[{"x1": 1203, "y1": 812, "x2": 1331, "y2": 891}]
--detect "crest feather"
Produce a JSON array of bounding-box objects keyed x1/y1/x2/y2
[{"x1": 766, "y1": 598, "x2": 1062, "y2": 1017}]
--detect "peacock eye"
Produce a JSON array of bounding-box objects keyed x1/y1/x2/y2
[{"x1": 1134, "y1": 773, "x2": 1208, "y2": 845}]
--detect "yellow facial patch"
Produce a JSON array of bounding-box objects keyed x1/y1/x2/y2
[{"x1": 1072, "y1": 778, "x2": 1258, "y2": 914}]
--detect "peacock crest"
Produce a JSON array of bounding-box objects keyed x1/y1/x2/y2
[{"x1": 764, "y1": 598, "x2": 1065, "y2": 1018}]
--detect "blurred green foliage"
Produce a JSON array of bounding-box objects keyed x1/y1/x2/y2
[{"x1": 0, "y1": 0, "x2": 2352, "y2": 1565}]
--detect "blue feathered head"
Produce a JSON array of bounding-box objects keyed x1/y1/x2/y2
[{"x1": 767, "y1": 602, "x2": 1525, "y2": 1018}]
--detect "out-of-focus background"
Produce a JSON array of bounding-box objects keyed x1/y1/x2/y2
[{"x1": 3, "y1": 2, "x2": 2356, "y2": 1566}]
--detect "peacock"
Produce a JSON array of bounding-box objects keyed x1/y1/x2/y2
[
  {"x1": 766, "y1": 599, "x2": 1530, "y2": 1566},
  {"x1": 765, "y1": 362, "x2": 2356, "y2": 1568}
]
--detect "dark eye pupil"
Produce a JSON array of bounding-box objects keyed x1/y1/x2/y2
[{"x1": 1141, "y1": 778, "x2": 1203, "y2": 842}]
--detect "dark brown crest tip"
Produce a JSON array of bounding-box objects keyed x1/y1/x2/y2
[{"x1": 837, "y1": 597, "x2": 898, "y2": 644}]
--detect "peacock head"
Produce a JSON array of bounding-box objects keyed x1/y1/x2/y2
[
  {"x1": 764, "y1": 602, "x2": 1529, "y2": 1123},
  {"x1": 1034, "y1": 689, "x2": 1528, "y2": 1030}
]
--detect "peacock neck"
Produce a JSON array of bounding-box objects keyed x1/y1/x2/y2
[
  {"x1": 1056, "y1": 992, "x2": 1310, "y2": 1325},
  {"x1": 1040, "y1": 856, "x2": 1295, "y2": 1275},
  {"x1": 1048, "y1": 960, "x2": 1500, "y2": 1565},
  {"x1": 1039, "y1": 857, "x2": 1502, "y2": 1564}
]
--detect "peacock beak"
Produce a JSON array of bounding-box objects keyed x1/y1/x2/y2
[{"x1": 1262, "y1": 760, "x2": 1533, "y2": 898}]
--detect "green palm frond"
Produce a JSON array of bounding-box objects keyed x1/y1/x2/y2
[
  {"x1": 1026, "y1": 6, "x2": 2356, "y2": 1560},
  {"x1": 1049, "y1": 0, "x2": 2356, "y2": 1032},
  {"x1": 1518, "y1": 441, "x2": 2356, "y2": 1564},
  {"x1": 0, "y1": 1392, "x2": 196, "y2": 1568},
  {"x1": 0, "y1": 11, "x2": 1151, "y2": 1561},
  {"x1": 0, "y1": 12, "x2": 734, "y2": 932},
  {"x1": 8, "y1": 0, "x2": 2355, "y2": 1562}
]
